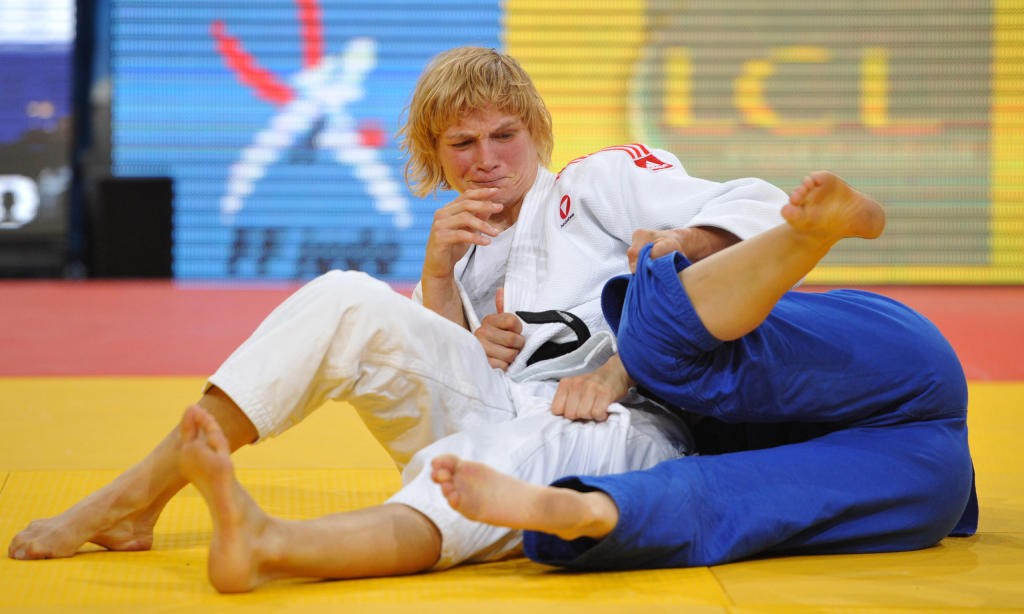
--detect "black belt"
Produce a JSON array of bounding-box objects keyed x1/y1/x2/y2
[{"x1": 515, "y1": 309, "x2": 591, "y2": 366}]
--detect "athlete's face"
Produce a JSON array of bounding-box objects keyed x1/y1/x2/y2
[{"x1": 437, "y1": 106, "x2": 539, "y2": 219}]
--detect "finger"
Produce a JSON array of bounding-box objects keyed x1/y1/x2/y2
[
  {"x1": 495, "y1": 287, "x2": 504, "y2": 314},
  {"x1": 475, "y1": 323, "x2": 524, "y2": 354},
  {"x1": 449, "y1": 191, "x2": 503, "y2": 221},
  {"x1": 648, "y1": 236, "x2": 676, "y2": 260},
  {"x1": 489, "y1": 313, "x2": 524, "y2": 337},
  {"x1": 627, "y1": 230, "x2": 655, "y2": 272},
  {"x1": 630, "y1": 228, "x2": 657, "y2": 248},
  {"x1": 488, "y1": 335, "x2": 524, "y2": 356},
  {"x1": 561, "y1": 389, "x2": 582, "y2": 420},
  {"x1": 463, "y1": 186, "x2": 502, "y2": 202},
  {"x1": 590, "y1": 387, "x2": 616, "y2": 422},
  {"x1": 433, "y1": 198, "x2": 497, "y2": 225},
  {"x1": 487, "y1": 356, "x2": 509, "y2": 370},
  {"x1": 476, "y1": 334, "x2": 517, "y2": 366},
  {"x1": 431, "y1": 227, "x2": 496, "y2": 251},
  {"x1": 551, "y1": 382, "x2": 568, "y2": 416},
  {"x1": 488, "y1": 348, "x2": 515, "y2": 368},
  {"x1": 577, "y1": 387, "x2": 599, "y2": 421},
  {"x1": 479, "y1": 313, "x2": 523, "y2": 337},
  {"x1": 627, "y1": 241, "x2": 650, "y2": 273},
  {"x1": 496, "y1": 313, "x2": 523, "y2": 335},
  {"x1": 467, "y1": 199, "x2": 504, "y2": 223},
  {"x1": 434, "y1": 209, "x2": 502, "y2": 237}
]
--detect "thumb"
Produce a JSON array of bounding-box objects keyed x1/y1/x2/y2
[{"x1": 495, "y1": 287, "x2": 505, "y2": 313}]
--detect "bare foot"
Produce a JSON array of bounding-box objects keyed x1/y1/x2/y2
[
  {"x1": 7, "y1": 426, "x2": 191, "y2": 560},
  {"x1": 179, "y1": 405, "x2": 275, "y2": 593},
  {"x1": 430, "y1": 454, "x2": 619, "y2": 541},
  {"x1": 8, "y1": 492, "x2": 161, "y2": 560},
  {"x1": 784, "y1": 171, "x2": 886, "y2": 241}
]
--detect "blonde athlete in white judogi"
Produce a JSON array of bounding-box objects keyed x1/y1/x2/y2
[{"x1": 9, "y1": 47, "x2": 785, "y2": 592}]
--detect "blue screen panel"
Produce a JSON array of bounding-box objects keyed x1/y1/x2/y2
[{"x1": 111, "y1": 0, "x2": 502, "y2": 281}]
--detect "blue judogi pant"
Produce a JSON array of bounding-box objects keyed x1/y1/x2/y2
[{"x1": 523, "y1": 246, "x2": 977, "y2": 570}]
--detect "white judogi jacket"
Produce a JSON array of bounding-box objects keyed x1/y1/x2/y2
[{"x1": 417, "y1": 144, "x2": 788, "y2": 383}]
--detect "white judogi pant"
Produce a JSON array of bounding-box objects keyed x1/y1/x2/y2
[{"x1": 208, "y1": 270, "x2": 690, "y2": 568}]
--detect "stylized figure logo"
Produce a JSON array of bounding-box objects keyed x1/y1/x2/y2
[
  {"x1": 0, "y1": 175, "x2": 39, "y2": 229},
  {"x1": 211, "y1": 0, "x2": 411, "y2": 228}
]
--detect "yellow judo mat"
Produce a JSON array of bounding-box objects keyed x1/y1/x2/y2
[{"x1": 1, "y1": 376, "x2": 1021, "y2": 613}]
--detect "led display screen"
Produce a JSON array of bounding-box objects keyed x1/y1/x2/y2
[{"x1": 109, "y1": 0, "x2": 1024, "y2": 283}]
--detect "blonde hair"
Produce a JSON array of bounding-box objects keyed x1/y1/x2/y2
[{"x1": 397, "y1": 47, "x2": 553, "y2": 197}]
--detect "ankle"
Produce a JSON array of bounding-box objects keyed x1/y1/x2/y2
[
  {"x1": 550, "y1": 490, "x2": 618, "y2": 541},
  {"x1": 791, "y1": 230, "x2": 838, "y2": 255},
  {"x1": 253, "y1": 517, "x2": 285, "y2": 569},
  {"x1": 578, "y1": 491, "x2": 618, "y2": 539},
  {"x1": 103, "y1": 479, "x2": 175, "y2": 524}
]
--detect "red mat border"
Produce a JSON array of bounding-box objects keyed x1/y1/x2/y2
[{"x1": 0, "y1": 281, "x2": 1020, "y2": 380}]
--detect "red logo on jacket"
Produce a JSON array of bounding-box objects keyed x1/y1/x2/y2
[
  {"x1": 559, "y1": 194, "x2": 572, "y2": 220},
  {"x1": 558, "y1": 193, "x2": 576, "y2": 228}
]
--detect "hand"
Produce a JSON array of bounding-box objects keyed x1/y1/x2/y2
[
  {"x1": 422, "y1": 187, "x2": 504, "y2": 281},
  {"x1": 551, "y1": 355, "x2": 633, "y2": 422},
  {"x1": 627, "y1": 228, "x2": 686, "y2": 272},
  {"x1": 627, "y1": 227, "x2": 740, "y2": 272},
  {"x1": 474, "y1": 289, "x2": 524, "y2": 370}
]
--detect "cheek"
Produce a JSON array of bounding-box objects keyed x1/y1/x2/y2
[
  {"x1": 511, "y1": 143, "x2": 537, "y2": 179},
  {"x1": 518, "y1": 139, "x2": 535, "y2": 159},
  {"x1": 439, "y1": 154, "x2": 464, "y2": 185},
  {"x1": 449, "y1": 151, "x2": 474, "y2": 174},
  {"x1": 504, "y1": 143, "x2": 531, "y2": 171}
]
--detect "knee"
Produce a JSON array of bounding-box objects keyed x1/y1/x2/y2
[
  {"x1": 616, "y1": 332, "x2": 699, "y2": 410},
  {"x1": 905, "y1": 328, "x2": 968, "y2": 418},
  {"x1": 933, "y1": 452, "x2": 975, "y2": 534},
  {"x1": 901, "y1": 434, "x2": 974, "y2": 546},
  {"x1": 387, "y1": 503, "x2": 444, "y2": 573},
  {"x1": 312, "y1": 269, "x2": 387, "y2": 295},
  {"x1": 280, "y1": 270, "x2": 407, "y2": 337},
  {"x1": 306, "y1": 269, "x2": 398, "y2": 312}
]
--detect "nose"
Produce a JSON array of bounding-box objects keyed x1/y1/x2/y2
[{"x1": 473, "y1": 140, "x2": 499, "y2": 170}]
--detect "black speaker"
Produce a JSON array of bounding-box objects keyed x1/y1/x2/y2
[{"x1": 91, "y1": 177, "x2": 173, "y2": 277}]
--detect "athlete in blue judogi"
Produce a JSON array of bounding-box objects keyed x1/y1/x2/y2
[{"x1": 431, "y1": 171, "x2": 977, "y2": 569}]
